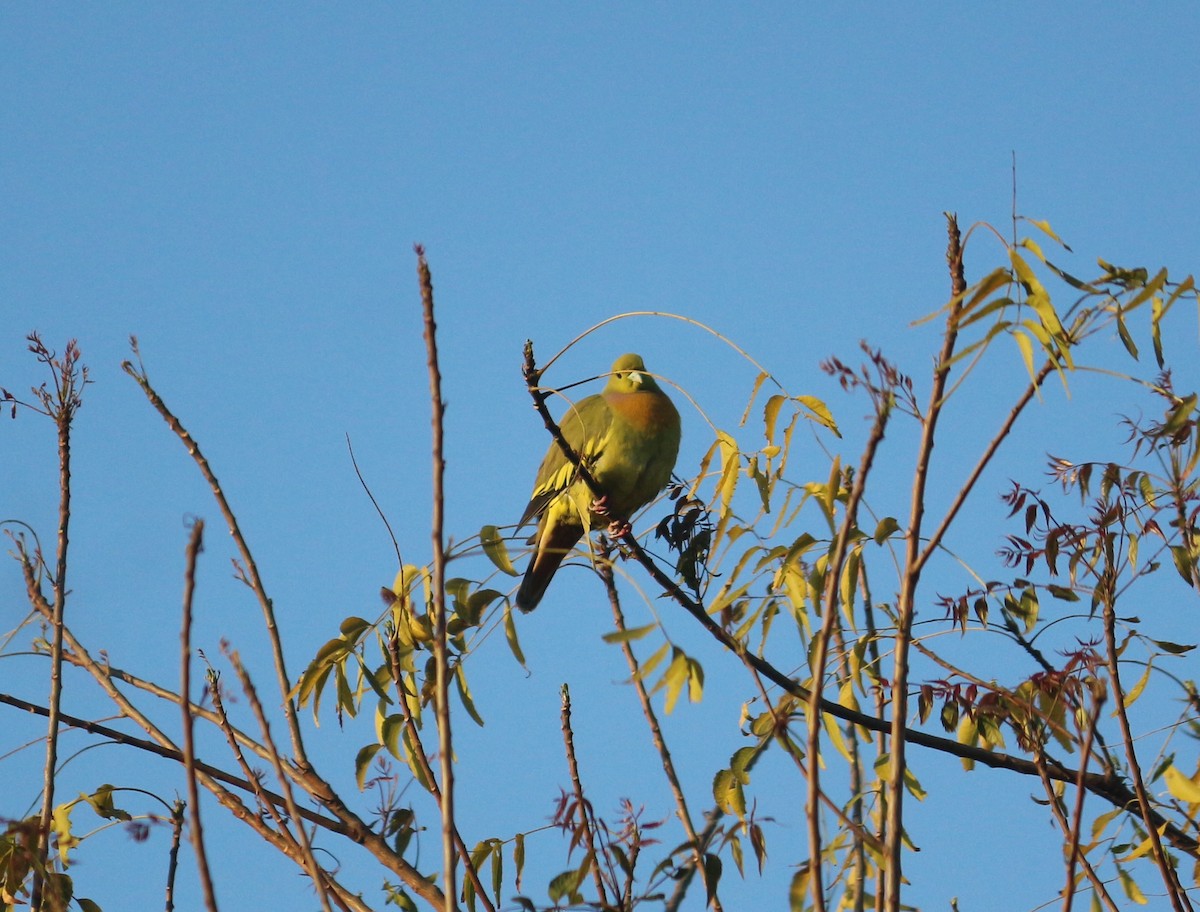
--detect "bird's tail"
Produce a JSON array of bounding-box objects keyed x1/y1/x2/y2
[{"x1": 515, "y1": 521, "x2": 583, "y2": 612}]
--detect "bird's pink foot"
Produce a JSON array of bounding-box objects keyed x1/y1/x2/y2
[
  {"x1": 607, "y1": 519, "x2": 632, "y2": 537},
  {"x1": 591, "y1": 494, "x2": 611, "y2": 516}
]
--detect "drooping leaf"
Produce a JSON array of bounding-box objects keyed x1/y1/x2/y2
[
  {"x1": 356, "y1": 743, "x2": 383, "y2": 790},
  {"x1": 1164, "y1": 764, "x2": 1200, "y2": 804},
  {"x1": 480, "y1": 524, "x2": 519, "y2": 576}
]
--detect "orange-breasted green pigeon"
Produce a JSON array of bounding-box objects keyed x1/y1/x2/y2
[{"x1": 516, "y1": 353, "x2": 681, "y2": 612}]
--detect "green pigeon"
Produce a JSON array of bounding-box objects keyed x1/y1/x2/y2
[{"x1": 516, "y1": 353, "x2": 682, "y2": 612}]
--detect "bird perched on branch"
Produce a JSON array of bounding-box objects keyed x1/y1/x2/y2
[{"x1": 516, "y1": 353, "x2": 681, "y2": 612}]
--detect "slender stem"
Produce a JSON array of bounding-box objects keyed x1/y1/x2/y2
[
  {"x1": 519, "y1": 342, "x2": 1200, "y2": 858},
  {"x1": 560, "y1": 685, "x2": 609, "y2": 906},
  {"x1": 1030, "y1": 753, "x2": 1118, "y2": 912},
  {"x1": 385, "y1": 635, "x2": 495, "y2": 912},
  {"x1": 33, "y1": 340, "x2": 81, "y2": 912},
  {"x1": 165, "y1": 799, "x2": 185, "y2": 912},
  {"x1": 1059, "y1": 695, "x2": 1106, "y2": 912},
  {"x1": 915, "y1": 359, "x2": 1055, "y2": 576},
  {"x1": 417, "y1": 245, "x2": 457, "y2": 912},
  {"x1": 597, "y1": 548, "x2": 721, "y2": 912},
  {"x1": 226, "y1": 649, "x2": 333, "y2": 912},
  {"x1": 179, "y1": 520, "x2": 219, "y2": 912},
  {"x1": 884, "y1": 215, "x2": 967, "y2": 911},
  {"x1": 807, "y1": 404, "x2": 889, "y2": 912},
  {"x1": 10, "y1": 559, "x2": 447, "y2": 908},
  {"x1": 122, "y1": 348, "x2": 308, "y2": 768},
  {"x1": 1102, "y1": 601, "x2": 1191, "y2": 911}
]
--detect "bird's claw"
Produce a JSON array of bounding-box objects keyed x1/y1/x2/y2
[
  {"x1": 591, "y1": 494, "x2": 610, "y2": 516},
  {"x1": 607, "y1": 519, "x2": 632, "y2": 537}
]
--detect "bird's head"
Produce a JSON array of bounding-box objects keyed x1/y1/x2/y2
[{"x1": 607, "y1": 353, "x2": 662, "y2": 393}]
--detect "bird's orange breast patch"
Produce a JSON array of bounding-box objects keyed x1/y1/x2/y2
[{"x1": 609, "y1": 390, "x2": 679, "y2": 430}]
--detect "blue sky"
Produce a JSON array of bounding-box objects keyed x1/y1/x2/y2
[{"x1": 3, "y1": 5, "x2": 1199, "y2": 911}]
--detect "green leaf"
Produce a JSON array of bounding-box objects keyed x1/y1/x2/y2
[
  {"x1": 602, "y1": 623, "x2": 657, "y2": 644},
  {"x1": 873, "y1": 516, "x2": 900, "y2": 545},
  {"x1": 1117, "y1": 866, "x2": 1148, "y2": 904},
  {"x1": 1046, "y1": 584, "x2": 1080, "y2": 602},
  {"x1": 356, "y1": 743, "x2": 383, "y2": 790},
  {"x1": 480, "y1": 524, "x2": 519, "y2": 576},
  {"x1": 823, "y1": 711, "x2": 853, "y2": 763},
  {"x1": 503, "y1": 605, "x2": 526, "y2": 667},
  {"x1": 513, "y1": 833, "x2": 526, "y2": 893},
  {"x1": 78, "y1": 900, "x2": 103, "y2": 912},
  {"x1": 455, "y1": 663, "x2": 485, "y2": 726},
  {"x1": 634, "y1": 641, "x2": 670, "y2": 682},
  {"x1": 81, "y1": 785, "x2": 131, "y2": 822},
  {"x1": 1013, "y1": 329, "x2": 1037, "y2": 383},
  {"x1": 687, "y1": 655, "x2": 705, "y2": 704},
  {"x1": 1023, "y1": 217, "x2": 1070, "y2": 248},
  {"x1": 339, "y1": 615, "x2": 372, "y2": 640},
  {"x1": 1153, "y1": 639, "x2": 1196, "y2": 655},
  {"x1": 1115, "y1": 310, "x2": 1139, "y2": 360},
  {"x1": 547, "y1": 868, "x2": 584, "y2": 905},
  {"x1": 1169, "y1": 544, "x2": 1196, "y2": 585},
  {"x1": 661, "y1": 648, "x2": 689, "y2": 714},
  {"x1": 764, "y1": 394, "x2": 786, "y2": 445},
  {"x1": 739, "y1": 371, "x2": 771, "y2": 427},
  {"x1": 790, "y1": 868, "x2": 809, "y2": 911},
  {"x1": 489, "y1": 838, "x2": 503, "y2": 904},
  {"x1": 703, "y1": 853, "x2": 722, "y2": 906},
  {"x1": 1123, "y1": 661, "x2": 1152, "y2": 708},
  {"x1": 380, "y1": 714, "x2": 404, "y2": 760},
  {"x1": 1164, "y1": 764, "x2": 1200, "y2": 804},
  {"x1": 796, "y1": 395, "x2": 840, "y2": 437},
  {"x1": 51, "y1": 803, "x2": 79, "y2": 864},
  {"x1": 713, "y1": 768, "x2": 746, "y2": 820}
]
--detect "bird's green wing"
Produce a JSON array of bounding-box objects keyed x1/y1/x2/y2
[{"x1": 518, "y1": 391, "x2": 613, "y2": 528}]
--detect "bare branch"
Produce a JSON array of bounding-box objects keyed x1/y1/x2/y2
[
  {"x1": 179, "y1": 519, "x2": 219, "y2": 912},
  {"x1": 122, "y1": 343, "x2": 308, "y2": 767},
  {"x1": 416, "y1": 244, "x2": 458, "y2": 912}
]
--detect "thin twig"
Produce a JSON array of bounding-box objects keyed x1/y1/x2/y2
[
  {"x1": 519, "y1": 341, "x2": 1200, "y2": 858},
  {"x1": 10, "y1": 552, "x2": 447, "y2": 908},
  {"x1": 1102, "y1": 601, "x2": 1192, "y2": 911},
  {"x1": 225, "y1": 649, "x2": 333, "y2": 912},
  {"x1": 1031, "y1": 752, "x2": 1118, "y2": 912},
  {"x1": 165, "y1": 799, "x2": 185, "y2": 912},
  {"x1": 347, "y1": 434, "x2": 403, "y2": 566},
  {"x1": 179, "y1": 520, "x2": 219, "y2": 912},
  {"x1": 122, "y1": 343, "x2": 308, "y2": 768},
  {"x1": 597, "y1": 545, "x2": 721, "y2": 912},
  {"x1": 560, "y1": 684, "x2": 609, "y2": 907},
  {"x1": 884, "y1": 215, "x2": 968, "y2": 911},
  {"x1": 807, "y1": 401, "x2": 889, "y2": 912},
  {"x1": 0, "y1": 691, "x2": 330, "y2": 833},
  {"x1": 30, "y1": 338, "x2": 84, "y2": 912},
  {"x1": 1060, "y1": 693, "x2": 1112, "y2": 912},
  {"x1": 384, "y1": 636, "x2": 495, "y2": 912},
  {"x1": 915, "y1": 359, "x2": 1056, "y2": 576},
  {"x1": 416, "y1": 245, "x2": 458, "y2": 912}
]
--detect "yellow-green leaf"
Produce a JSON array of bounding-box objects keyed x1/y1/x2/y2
[
  {"x1": 602, "y1": 623, "x2": 657, "y2": 644},
  {"x1": 796, "y1": 395, "x2": 840, "y2": 437},
  {"x1": 356, "y1": 743, "x2": 383, "y2": 790},
  {"x1": 480, "y1": 525, "x2": 519, "y2": 576},
  {"x1": 1164, "y1": 764, "x2": 1200, "y2": 804},
  {"x1": 503, "y1": 605, "x2": 526, "y2": 667}
]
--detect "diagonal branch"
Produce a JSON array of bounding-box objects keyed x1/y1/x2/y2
[
  {"x1": 122, "y1": 344, "x2": 308, "y2": 768},
  {"x1": 520, "y1": 343, "x2": 1200, "y2": 860}
]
